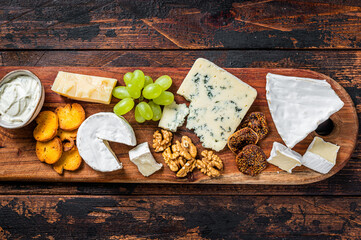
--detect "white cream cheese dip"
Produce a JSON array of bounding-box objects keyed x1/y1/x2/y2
[{"x1": 0, "y1": 75, "x2": 41, "y2": 124}]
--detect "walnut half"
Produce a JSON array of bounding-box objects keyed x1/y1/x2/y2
[
  {"x1": 162, "y1": 147, "x2": 185, "y2": 172},
  {"x1": 153, "y1": 129, "x2": 173, "y2": 152},
  {"x1": 196, "y1": 150, "x2": 223, "y2": 178},
  {"x1": 161, "y1": 135, "x2": 198, "y2": 178},
  {"x1": 181, "y1": 136, "x2": 197, "y2": 159},
  {"x1": 172, "y1": 136, "x2": 197, "y2": 161},
  {"x1": 176, "y1": 159, "x2": 196, "y2": 178}
]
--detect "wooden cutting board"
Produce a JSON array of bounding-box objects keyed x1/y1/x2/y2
[{"x1": 0, "y1": 67, "x2": 358, "y2": 184}]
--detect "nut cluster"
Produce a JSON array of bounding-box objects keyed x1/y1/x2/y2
[
  {"x1": 153, "y1": 129, "x2": 173, "y2": 152},
  {"x1": 177, "y1": 159, "x2": 196, "y2": 178},
  {"x1": 196, "y1": 150, "x2": 224, "y2": 178},
  {"x1": 153, "y1": 129, "x2": 223, "y2": 178},
  {"x1": 162, "y1": 136, "x2": 197, "y2": 178}
]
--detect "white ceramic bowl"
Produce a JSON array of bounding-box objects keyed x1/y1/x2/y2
[{"x1": 0, "y1": 70, "x2": 45, "y2": 129}]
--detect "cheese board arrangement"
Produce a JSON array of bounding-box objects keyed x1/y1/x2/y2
[{"x1": 0, "y1": 59, "x2": 358, "y2": 184}]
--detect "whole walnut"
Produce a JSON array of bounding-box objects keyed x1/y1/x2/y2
[
  {"x1": 196, "y1": 150, "x2": 223, "y2": 178},
  {"x1": 153, "y1": 129, "x2": 173, "y2": 152}
]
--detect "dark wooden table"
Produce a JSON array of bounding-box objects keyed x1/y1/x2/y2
[{"x1": 0, "y1": 1, "x2": 360, "y2": 239}]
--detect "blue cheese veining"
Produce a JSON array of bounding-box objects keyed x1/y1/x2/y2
[
  {"x1": 158, "y1": 101, "x2": 189, "y2": 132},
  {"x1": 0, "y1": 75, "x2": 41, "y2": 124},
  {"x1": 177, "y1": 58, "x2": 257, "y2": 151}
]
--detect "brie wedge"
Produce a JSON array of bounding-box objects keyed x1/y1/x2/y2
[
  {"x1": 302, "y1": 137, "x2": 340, "y2": 174},
  {"x1": 266, "y1": 73, "x2": 344, "y2": 149},
  {"x1": 267, "y1": 142, "x2": 302, "y2": 173},
  {"x1": 158, "y1": 101, "x2": 189, "y2": 132},
  {"x1": 129, "y1": 142, "x2": 162, "y2": 177},
  {"x1": 77, "y1": 112, "x2": 136, "y2": 172}
]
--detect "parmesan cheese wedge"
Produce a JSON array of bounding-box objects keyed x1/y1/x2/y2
[
  {"x1": 267, "y1": 142, "x2": 302, "y2": 173},
  {"x1": 52, "y1": 71, "x2": 117, "y2": 104},
  {"x1": 302, "y1": 137, "x2": 340, "y2": 174},
  {"x1": 129, "y1": 142, "x2": 162, "y2": 177},
  {"x1": 266, "y1": 73, "x2": 344, "y2": 149},
  {"x1": 77, "y1": 112, "x2": 136, "y2": 172}
]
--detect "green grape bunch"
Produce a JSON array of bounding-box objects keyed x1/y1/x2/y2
[{"x1": 112, "y1": 70, "x2": 174, "y2": 123}]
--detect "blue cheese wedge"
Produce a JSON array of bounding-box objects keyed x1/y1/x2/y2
[
  {"x1": 128, "y1": 142, "x2": 162, "y2": 177},
  {"x1": 302, "y1": 137, "x2": 340, "y2": 174},
  {"x1": 177, "y1": 58, "x2": 257, "y2": 151},
  {"x1": 266, "y1": 73, "x2": 344, "y2": 149},
  {"x1": 267, "y1": 142, "x2": 302, "y2": 173},
  {"x1": 158, "y1": 101, "x2": 189, "y2": 132}
]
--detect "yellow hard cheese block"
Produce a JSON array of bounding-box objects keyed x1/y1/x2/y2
[{"x1": 51, "y1": 71, "x2": 117, "y2": 104}]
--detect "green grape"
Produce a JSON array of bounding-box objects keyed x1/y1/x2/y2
[
  {"x1": 112, "y1": 86, "x2": 131, "y2": 99},
  {"x1": 132, "y1": 70, "x2": 145, "y2": 89},
  {"x1": 144, "y1": 76, "x2": 153, "y2": 87},
  {"x1": 113, "y1": 98, "x2": 134, "y2": 116},
  {"x1": 137, "y1": 102, "x2": 153, "y2": 120},
  {"x1": 134, "y1": 105, "x2": 146, "y2": 123},
  {"x1": 126, "y1": 83, "x2": 141, "y2": 99},
  {"x1": 142, "y1": 83, "x2": 162, "y2": 99},
  {"x1": 153, "y1": 91, "x2": 174, "y2": 105},
  {"x1": 148, "y1": 101, "x2": 162, "y2": 121},
  {"x1": 123, "y1": 72, "x2": 134, "y2": 85},
  {"x1": 155, "y1": 75, "x2": 172, "y2": 90}
]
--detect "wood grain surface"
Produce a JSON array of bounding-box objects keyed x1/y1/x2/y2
[
  {"x1": 0, "y1": 0, "x2": 361, "y2": 238},
  {"x1": 0, "y1": 66, "x2": 357, "y2": 184},
  {"x1": 0, "y1": 50, "x2": 360, "y2": 196},
  {"x1": 0, "y1": 50, "x2": 359, "y2": 240},
  {"x1": 1, "y1": 195, "x2": 361, "y2": 239},
  {"x1": 0, "y1": 0, "x2": 361, "y2": 50}
]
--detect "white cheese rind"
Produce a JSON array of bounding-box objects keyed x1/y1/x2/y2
[
  {"x1": 129, "y1": 142, "x2": 163, "y2": 177},
  {"x1": 267, "y1": 142, "x2": 302, "y2": 173},
  {"x1": 77, "y1": 112, "x2": 136, "y2": 172},
  {"x1": 177, "y1": 58, "x2": 257, "y2": 151},
  {"x1": 158, "y1": 101, "x2": 189, "y2": 132},
  {"x1": 266, "y1": 73, "x2": 344, "y2": 149},
  {"x1": 302, "y1": 137, "x2": 340, "y2": 174}
]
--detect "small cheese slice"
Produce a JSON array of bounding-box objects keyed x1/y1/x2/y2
[
  {"x1": 158, "y1": 101, "x2": 189, "y2": 132},
  {"x1": 51, "y1": 71, "x2": 117, "y2": 104},
  {"x1": 302, "y1": 136, "x2": 340, "y2": 174},
  {"x1": 266, "y1": 73, "x2": 344, "y2": 149},
  {"x1": 77, "y1": 112, "x2": 136, "y2": 172},
  {"x1": 177, "y1": 58, "x2": 257, "y2": 151},
  {"x1": 267, "y1": 142, "x2": 302, "y2": 173},
  {"x1": 129, "y1": 142, "x2": 163, "y2": 177}
]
